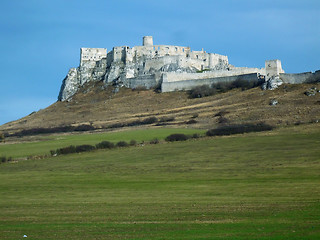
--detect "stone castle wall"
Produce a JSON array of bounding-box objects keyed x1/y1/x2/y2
[
  {"x1": 125, "y1": 74, "x2": 158, "y2": 89},
  {"x1": 280, "y1": 71, "x2": 320, "y2": 84},
  {"x1": 161, "y1": 73, "x2": 260, "y2": 92},
  {"x1": 59, "y1": 36, "x2": 299, "y2": 101},
  {"x1": 162, "y1": 67, "x2": 265, "y2": 83},
  {"x1": 265, "y1": 59, "x2": 284, "y2": 80},
  {"x1": 80, "y1": 48, "x2": 107, "y2": 64}
]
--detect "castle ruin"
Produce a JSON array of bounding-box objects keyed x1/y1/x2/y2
[{"x1": 58, "y1": 36, "x2": 317, "y2": 101}]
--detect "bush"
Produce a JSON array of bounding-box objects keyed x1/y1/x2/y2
[
  {"x1": 116, "y1": 141, "x2": 129, "y2": 147},
  {"x1": 218, "y1": 117, "x2": 229, "y2": 124},
  {"x1": 186, "y1": 119, "x2": 197, "y2": 124},
  {"x1": 231, "y1": 78, "x2": 261, "y2": 90},
  {"x1": 52, "y1": 144, "x2": 96, "y2": 156},
  {"x1": 108, "y1": 123, "x2": 125, "y2": 129},
  {"x1": 0, "y1": 133, "x2": 5, "y2": 142},
  {"x1": 74, "y1": 125, "x2": 96, "y2": 132},
  {"x1": 214, "y1": 110, "x2": 229, "y2": 117},
  {"x1": 191, "y1": 113, "x2": 199, "y2": 119},
  {"x1": 10, "y1": 125, "x2": 97, "y2": 137},
  {"x1": 1, "y1": 156, "x2": 7, "y2": 163},
  {"x1": 165, "y1": 134, "x2": 189, "y2": 142},
  {"x1": 142, "y1": 117, "x2": 158, "y2": 124},
  {"x1": 55, "y1": 145, "x2": 76, "y2": 155},
  {"x1": 210, "y1": 79, "x2": 262, "y2": 93},
  {"x1": 130, "y1": 140, "x2": 137, "y2": 146},
  {"x1": 189, "y1": 85, "x2": 217, "y2": 98},
  {"x1": 150, "y1": 138, "x2": 159, "y2": 144},
  {"x1": 191, "y1": 133, "x2": 201, "y2": 139},
  {"x1": 96, "y1": 141, "x2": 115, "y2": 149},
  {"x1": 159, "y1": 116, "x2": 175, "y2": 122},
  {"x1": 206, "y1": 123, "x2": 273, "y2": 136},
  {"x1": 50, "y1": 150, "x2": 56, "y2": 156},
  {"x1": 212, "y1": 82, "x2": 231, "y2": 93},
  {"x1": 75, "y1": 145, "x2": 95, "y2": 153}
]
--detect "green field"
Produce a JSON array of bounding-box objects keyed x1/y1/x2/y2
[
  {"x1": 0, "y1": 126, "x2": 319, "y2": 239},
  {"x1": 0, "y1": 128, "x2": 204, "y2": 158}
]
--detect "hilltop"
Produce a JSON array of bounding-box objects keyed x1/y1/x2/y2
[{"x1": 1, "y1": 81, "x2": 319, "y2": 137}]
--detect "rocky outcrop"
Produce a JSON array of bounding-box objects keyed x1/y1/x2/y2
[
  {"x1": 304, "y1": 87, "x2": 318, "y2": 96},
  {"x1": 262, "y1": 76, "x2": 283, "y2": 90},
  {"x1": 58, "y1": 59, "x2": 107, "y2": 101},
  {"x1": 58, "y1": 68, "x2": 80, "y2": 101}
]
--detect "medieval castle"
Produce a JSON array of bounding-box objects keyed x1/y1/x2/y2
[{"x1": 58, "y1": 36, "x2": 319, "y2": 101}]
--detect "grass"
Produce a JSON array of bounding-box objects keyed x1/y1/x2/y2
[
  {"x1": 0, "y1": 128, "x2": 205, "y2": 158},
  {"x1": 2, "y1": 83, "x2": 320, "y2": 136},
  {"x1": 0, "y1": 125, "x2": 319, "y2": 239}
]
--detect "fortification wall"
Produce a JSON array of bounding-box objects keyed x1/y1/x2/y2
[
  {"x1": 133, "y1": 45, "x2": 191, "y2": 59},
  {"x1": 280, "y1": 71, "x2": 320, "y2": 84},
  {"x1": 80, "y1": 48, "x2": 107, "y2": 64},
  {"x1": 126, "y1": 74, "x2": 157, "y2": 89},
  {"x1": 155, "y1": 45, "x2": 190, "y2": 57},
  {"x1": 161, "y1": 73, "x2": 259, "y2": 92},
  {"x1": 143, "y1": 55, "x2": 205, "y2": 72},
  {"x1": 265, "y1": 59, "x2": 284, "y2": 80},
  {"x1": 209, "y1": 53, "x2": 229, "y2": 68},
  {"x1": 162, "y1": 67, "x2": 265, "y2": 83}
]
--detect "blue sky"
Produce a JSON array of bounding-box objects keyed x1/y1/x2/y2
[{"x1": 1, "y1": 0, "x2": 319, "y2": 125}]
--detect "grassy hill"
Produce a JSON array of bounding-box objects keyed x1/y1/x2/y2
[
  {"x1": 1, "y1": 82, "x2": 320, "y2": 136},
  {"x1": 0, "y1": 124, "x2": 319, "y2": 239},
  {"x1": 0, "y1": 82, "x2": 320, "y2": 239},
  {"x1": 0, "y1": 128, "x2": 204, "y2": 159}
]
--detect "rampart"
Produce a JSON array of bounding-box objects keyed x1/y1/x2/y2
[
  {"x1": 161, "y1": 73, "x2": 260, "y2": 92},
  {"x1": 125, "y1": 74, "x2": 157, "y2": 89},
  {"x1": 162, "y1": 67, "x2": 265, "y2": 83},
  {"x1": 280, "y1": 71, "x2": 320, "y2": 84}
]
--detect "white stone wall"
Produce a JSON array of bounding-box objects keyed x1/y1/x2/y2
[
  {"x1": 162, "y1": 67, "x2": 265, "y2": 83},
  {"x1": 80, "y1": 48, "x2": 107, "y2": 64},
  {"x1": 265, "y1": 59, "x2": 284, "y2": 80},
  {"x1": 143, "y1": 36, "x2": 153, "y2": 46},
  {"x1": 162, "y1": 73, "x2": 260, "y2": 92},
  {"x1": 280, "y1": 71, "x2": 320, "y2": 84},
  {"x1": 209, "y1": 53, "x2": 229, "y2": 68}
]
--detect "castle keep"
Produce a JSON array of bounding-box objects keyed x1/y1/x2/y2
[{"x1": 58, "y1": 36, "x2": 317, "y2": 101}]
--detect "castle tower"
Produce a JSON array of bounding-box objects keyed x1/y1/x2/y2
[
  {"x1": 143, "y1": 36, "x2": 153, "y2": 46},
  {"x1": 265, "y1": 59, "x2": 284, "y2": 80}
]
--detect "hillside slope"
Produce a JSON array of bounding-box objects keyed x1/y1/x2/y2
[{"x1": 1, "y1": 82, "x2": 320, "y2": 134}]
